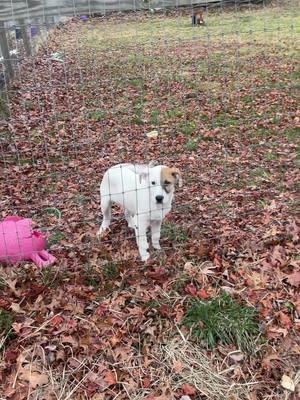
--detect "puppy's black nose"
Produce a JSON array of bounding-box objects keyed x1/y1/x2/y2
[{"x1": 156, "y1": 195, "x2": 164, "y2": 203}]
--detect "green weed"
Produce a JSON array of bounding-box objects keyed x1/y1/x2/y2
[
  {"x1": 185, "y1": 138, "x2": 198, "y2": 151},
  {"x1": 0, "y1": 278, "x2": 6, "y2": 290},
  {"x1": 44, "y1": 207, "x2": 62, "y2": 219},
  {"x1": 179, "y1": 121, "x2": 196, "y2": 136},
  {"x1": 25, "y1": 100, "x2": 34, "y2": 111},
  {"x1": 150, "y1": 109, "x2": 160, "y2": 125},
  {"x1": 72, "y1": 194, "x2": 89, "y2": 205},
  {"x1": 103, "y1": 261, "x2": 120, "y2": 280},
  {"x1": 264, "y1": 151, "x2": 278, "y2": 161},
  {"x1": 84, "y1": 264, "x2": 101, "y2": 287},
  {"x1": 161, "y1": 223, "x2": 189, "y2": 243},
  {"x1": 0, "y1": 310, "x2": 13, "y2": 336},
  {"x1": 199, "y1": 114, "x2": 209, "y2": 122},
  {"x1": 88, "y1": 110, "x2": 106, "y2": 121},
  {"x1": 40, "y1": 268, "x2": 67, "y2": 288},
  {"x1": 48, "y1": 230, "x2": 66, "y2": 246},
  {"x1": 184, "y1": 293, "x2": 259, "y2": 351},
  {"x1": 145, "y1": 300, "x2": 161, "y2": 309},
  {"x1": 213, "y1": 114, "x2": 239, "y2": 127},
  {"x1": 167, "y1": 108, "x2": 184, "y2": 119},
  {"x1": 285, "y1": 127, "x2": 300, "y2": 142}
]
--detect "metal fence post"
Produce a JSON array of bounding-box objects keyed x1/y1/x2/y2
[
  {"x1": 0, "y1": 21, "x2": 13, "y2": 80},
  {"x1": 20, "y1": 18, "x2": 32, "y2": 56}
]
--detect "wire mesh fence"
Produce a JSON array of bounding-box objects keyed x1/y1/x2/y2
[
  {"x1": 0, "y1": 1, "x2": 299, "y2": 399},
  {"x1": 0, "y1": 0, "x2": 299, "y2": 267}
]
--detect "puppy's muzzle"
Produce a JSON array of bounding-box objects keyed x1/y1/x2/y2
[{"x1": 155, "y1": 195, "x2": 164, "y2": 204}]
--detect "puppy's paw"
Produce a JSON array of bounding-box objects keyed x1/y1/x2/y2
[
  {"x1": 97, "y1": 227, "x2": 110, "y2": 239},
  {"x1": 140, "y1": 251, "x2": 150, "y2": 262},
  {"x1": 152, "y1": 243, "x2": 161, "y2": 250},
  {"x1": 127, "y1": 221, "x2": 135, "y2": 230}
]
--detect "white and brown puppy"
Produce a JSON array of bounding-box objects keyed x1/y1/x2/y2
[{"x1": 97, "y1": 163, "x2": 182, "y2": 261}]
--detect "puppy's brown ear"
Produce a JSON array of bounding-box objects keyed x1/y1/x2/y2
[{"x1": 171, "y1": 168, "x2": 183, "y2": 188}]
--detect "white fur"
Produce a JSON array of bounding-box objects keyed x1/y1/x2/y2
[{"x1": 97, "y1": 163, "x2": 175, "y2": 261}]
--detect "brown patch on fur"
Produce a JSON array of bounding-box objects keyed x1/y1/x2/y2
[
  {"x1": 192, "y1": 9, "x2": 205, "y2": 25},
  {"x1": 161, "y1": 167, "x2": 182, "y2": 190}
]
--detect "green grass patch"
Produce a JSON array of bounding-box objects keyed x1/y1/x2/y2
[
  {"x1": 296, "y1": 144, "x2": 300, "y2": 160},
  {"x1": 40, "y1": 268, "x2": 55, "y2": 286},
  {"x1": 0, "y1": 95, "x2": 9, "y2": 119},
  {"x1": 0, "y1": 310, "x2": 13, "y2": 337},
  {"x1": 145, "y1": 300, "x2": 162, "y2": 309},
  {"x1": 103, "y1": 261, "x2": 120, "y2": 280},
  {"x1": 24, "y1": 100, "x2": 35, "y2": 111},
  {"x1": 129, "y1": 77, "x2": 144, "y2": 88},
  {"x1": 199, "y1": 114, "x2": 210, "y2": 122},
  {"x1": 0, "y1": 277, "x2": 6, "y2": 290},
  {"x1": 184, "y1": 293, "x2": 259, "y2": 351},
  {"x1": 264, "y1": 150, "x2": 279, "y2": 161},
  {"x1": 185, "y1": 138, "x2": 198, "y2": 151},
  {"x1": 82, "y1": 7, "x2": 300, "y2": 50},
  {"x1": 248, "y1": 167, "x2": 271, "y2": 184},
  {"x1": 44, "y1": 207, "x2": 62, "y2": 219},
  {"x1": 255, "y1": 128, "x2": 276, "y2": 139},
  {"x1": 48, "y1": 230, "x2": 66, "y2": 246},
  {"x1": 150, "y1": 109, "x2": 161, "y2": 125},
  {"x1": 166, "y1": 108, "x2": 184, "y2": 119},
  {"x1": 179, "y1": 121, "x2": 196, "y2": 136},
  {"x1": 161, "y1": 222, "x2": 189, "y2": 243},
  {"x1": 285, "y1": 127, "x2": 300, "y2": 142},
  {"x1": 87, "y1": 109, "x2": 106, "y2": 121},
  {"x1": 84, "y1": 264, "x2": 101, "y2": 287},
  {"x1": 72, "y1": 194, "x2": 89, "y2": 205},
  {"x1": 40, "y1": 267, "x2": 68, "y2": 288},
  {"x1": 213, "y1": 113, "x2": 239, "y2": 127}
]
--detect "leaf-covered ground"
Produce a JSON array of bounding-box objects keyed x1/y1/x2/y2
[{"x1": 0, "y1": 3, "x2": 299, "y2": 399}]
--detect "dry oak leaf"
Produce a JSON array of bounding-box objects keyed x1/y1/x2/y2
[
  {"x1": 91, "y1": 395, "x2": 105, "y2": 400},
  {"x1": 229, "y1": 351, "x2": 244, "y2": 363},
  {"x1": 184, "y1": 283, "x2": 197, "y2": 296},
  {"x1": 19, "y1": 368, "x2": 49, "y2": 388},
  {"x1": 143, "y1": 377, "x2": 151, "y2": 388},
  {"x1": 261, "y1": 352, "x2": 280, "y2": 371},
  {"x1": 10, "y1": 302, "x2": 26, "y2": 314},
  {"x1": 172, "y1": 360, "x2": 184, "y2": 373},
  {"x1": 266, "y1": 326, "x2": 288, "y2": 339},
  {"x1": 181, "y1": 383, "x2": 197, "y2": 395},
  {"x1": 286, "y1": 270, "x2": 300, "y2": 287},
  {"x1": 278, "y1": 312, "x2": 293, "y2": 329},
  {"x1": 281, "y1": 374, "x2": 295, "y2": 392},
  {"x1": 104, "y1": 370, "x2": 117, "y2": 386},
  {"x1": 197, "y1": 288, "x2": 210, "y2": 299}
]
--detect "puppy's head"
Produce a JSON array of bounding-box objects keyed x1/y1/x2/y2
[
  {"x1": 147, "y1": 166, "x2": 182, "y2": 207},
  {"x1": 130, "y1": 164, "x2": 182, "y2": 206},
  {"x1": 161, "y1": 167, "x2": 183, "y2": 191}
]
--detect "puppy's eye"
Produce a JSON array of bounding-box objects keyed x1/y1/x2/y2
[
  {"x1": 151, "y1": 181, "x2": 156, "y2": 185},
  {"x1": 164, "y1": 180, "x2": 171, "y2": 185}
]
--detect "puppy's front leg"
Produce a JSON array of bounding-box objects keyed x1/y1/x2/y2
[
  {"x1": 125, "y1": 209, "x2": 134, "y2": 229},
  {"x1": 134, "y1": 219, "x2": 149, "y2": 261},
  {"x1": 151, "y1": 220, "x2": 162, "y2": 250}
]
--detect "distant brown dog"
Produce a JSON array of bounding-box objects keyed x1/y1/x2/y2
[{"x1": 192, "y1": 9, "x2": 205, "y2": 26}]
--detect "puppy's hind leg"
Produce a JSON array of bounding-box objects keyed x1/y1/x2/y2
[{"x1": 97, "y1": 195, "x2": 112, "y2": 237}]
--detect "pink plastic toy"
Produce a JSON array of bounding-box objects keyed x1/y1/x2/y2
[{"x1": 0, "y1": 216, "x2": 56, "y2": 268}]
